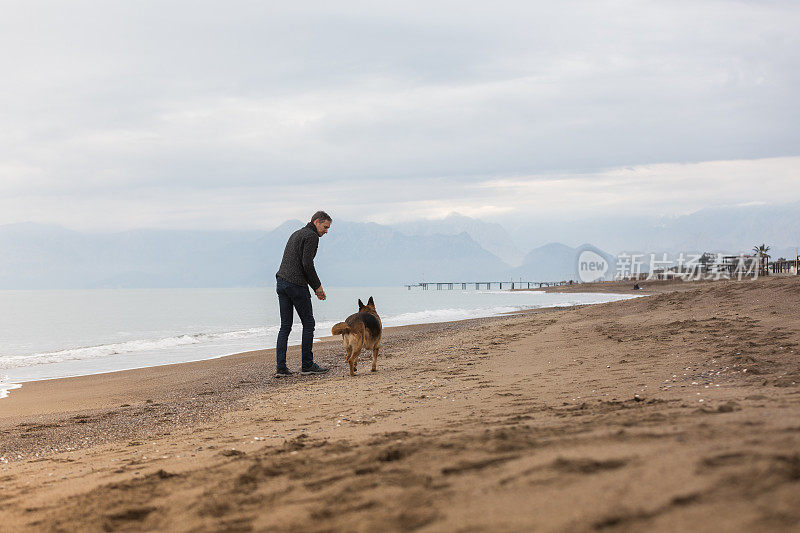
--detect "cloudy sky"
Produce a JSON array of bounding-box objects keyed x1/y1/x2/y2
[{"x1": 1, "y1": 0, "x2": 798, "y2": 231}]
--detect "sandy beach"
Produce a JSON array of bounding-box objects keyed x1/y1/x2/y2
[{"x1": 1, "y1": 276, "x2": 799, "y2": 532}]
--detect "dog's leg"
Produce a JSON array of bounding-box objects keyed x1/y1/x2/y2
[
  {"x1": 351, "y1": 346, "x2": 361, "y2": 375},
  {"x1": 371, "y1": 345, "x2": 380, "y2": 372},
  {"x1": 349, "y1": 337, "x2": 363, "y2": 376},
  {"x1": 344, "y1": 339, "x2": 356, "y2": 376}
]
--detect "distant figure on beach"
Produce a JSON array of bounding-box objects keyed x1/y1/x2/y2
[
  {"x1": 274, "y1": 211, "x2": 332, "y2": 377},
  {"x1": 633, "y1": 283, "x2": 640, "y2": 290}
]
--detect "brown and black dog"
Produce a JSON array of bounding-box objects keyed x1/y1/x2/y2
[{"x1": 331, "y1": 297, "x2": 382, "y2": 375}]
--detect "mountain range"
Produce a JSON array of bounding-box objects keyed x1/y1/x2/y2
[
  {"x1": 510, "y1": 202, "x2": 800, "y2": 259},
  {"x1": 0, "y1": 220, "x2": 511, "y2": 288},
  {"x1": 1, "y1": 202, "x2": 797, "y2": 288},
  {"x1": 395, "y1": 213, "x2": 524, "y2": 266}
]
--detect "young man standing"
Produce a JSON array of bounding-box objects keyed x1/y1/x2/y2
[{"x1": 274, "y1": 211, "x2": 332, "y2": 377}]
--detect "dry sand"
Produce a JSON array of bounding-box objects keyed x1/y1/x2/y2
[{"x1": 1, "y1": 276, "x2": 799, "y2": 532}]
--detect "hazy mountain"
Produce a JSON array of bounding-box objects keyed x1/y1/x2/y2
[
  {"x1": 513, "y1": 243, "x2": 616, "y2": 282},
  {"x1": 655, "y1": 203, "x2": 800, "y2": 252},
  {"x1": 396, "y1": 212, "x2": 525, "y2": 266},
  {"x1": 0, "y1": 223, "x2": 268, "y2": 289},
  {"x1": 317, "y1": 220, "x2": 509, "y2": 285},
  {"x1": 505, "y1": 202, "x2": 800, "y2": 255},
  {"x1": 5, "y1": 202, "x2": 793, "y2": 289},
  {"x1": 0, "y1": 220, "x2": 509, "y2": 289}
]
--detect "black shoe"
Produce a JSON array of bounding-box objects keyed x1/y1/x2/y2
[
  {"x1": 301, "y1": 363, "x2": 329, "y2": 375},
  {"x1": 275, "y1": 367, "x2": 294, "y2": 378}
]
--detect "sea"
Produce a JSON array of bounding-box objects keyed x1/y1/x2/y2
[{"x1": 0, "y1": 286, "x2": 638, "y2": 398}]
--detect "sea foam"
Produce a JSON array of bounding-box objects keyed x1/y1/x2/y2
[
  {"x1": 382, "y1": 306, "x2": 521, "y2": 326},
  {"x1": 0, "y1": 375, "x2": 22, "y2": 399},
  {"x1": 0, "y1": 327, "x2": 276, "y2": 370}
]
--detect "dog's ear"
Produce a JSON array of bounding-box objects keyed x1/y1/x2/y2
[
  {"x1": 358, "y1": 299, "x2": 365, "y2": 309},
  {"x1": 367, "y1": 296, "x2": 374, "y2": 307}
]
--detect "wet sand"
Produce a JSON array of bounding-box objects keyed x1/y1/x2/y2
[{"x1": 1, "y1": 276, "x2": 799, "y2": 532}]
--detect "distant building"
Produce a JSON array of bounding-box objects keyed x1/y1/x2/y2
[
  {"x1": 718, "y1": 255, "x2": 760, "y2": 277},
  {"x1": 770, "y1": 256, "x2": 800, "y2": 275}
]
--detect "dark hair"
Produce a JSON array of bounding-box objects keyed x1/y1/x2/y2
[{"x1": 311, "y1": 211, "x2": 332, "y2": 223}]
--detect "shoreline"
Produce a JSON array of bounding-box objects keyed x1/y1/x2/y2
[
  {"x1": 0, "y1": 290, "x2": 639, "y2": 400},
  {"x1": 0, "y1": 314, "x2": 541, "y2": 418},
  {"x1": 2, "y1": 275, "x2": 798, "y2": 531}
]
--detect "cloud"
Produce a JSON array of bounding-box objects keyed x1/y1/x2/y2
[
  {"x1": 473, "y1": 156, "x2": 800, "y2": 219},
  {"x1": 2, "y1": 156, "x2": 797, "y2": 231},
  {"x1": 0, "y1": 1, "x2": 798, "y2": 230}
]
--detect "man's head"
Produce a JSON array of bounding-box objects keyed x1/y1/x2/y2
[{"x1": 311, "y1": 211, "x2": 332, "y2": 237}]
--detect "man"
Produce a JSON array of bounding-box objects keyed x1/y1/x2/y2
[{"x1": 274, "y1": 211, "x2": 332, "y2": 377}]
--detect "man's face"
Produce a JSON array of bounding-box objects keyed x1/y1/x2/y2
[{"x1": 313, "y1": 219, "x2": 331, "y2": 237}]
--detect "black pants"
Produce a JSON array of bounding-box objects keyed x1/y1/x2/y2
[{"x1": 275, "y1": 277, "x2": 315, "y2": 369}]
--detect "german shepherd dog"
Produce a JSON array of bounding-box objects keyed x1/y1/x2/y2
[{"x1": 331, "y1": 297, "x2": 382, "y2": 375}]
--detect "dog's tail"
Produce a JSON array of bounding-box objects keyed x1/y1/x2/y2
[{"x1": 331, "y1": 322, "x2": 350, "y2": 335}]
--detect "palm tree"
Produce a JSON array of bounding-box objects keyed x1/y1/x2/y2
[{"x1": 752, "y1": 244, "x2": 771, "y2": 275}]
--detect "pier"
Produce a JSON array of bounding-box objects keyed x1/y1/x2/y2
[{"x1": 404, "y1": 281, "x2": 569, "y2": 290}]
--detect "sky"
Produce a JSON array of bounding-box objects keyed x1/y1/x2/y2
[{"x1": 1, "y1": 0, "x2": 798, "y2": 231}]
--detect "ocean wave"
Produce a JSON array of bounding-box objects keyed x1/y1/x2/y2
[
  {"x1": 0, "y1": 305, "x2": 526, "y2": 371},
  {"x1": 0, "y1": 375, "x2": 22, "y2": 399},
  {"x1": 382, "y1": 306, "x2": 523, "y2": 326},
  {"x1": 0, "y1": 326, "x2": 278, "y2": 370},
  {"x1": 1, "y1": 296, "x2": 638, "y2": 373}
]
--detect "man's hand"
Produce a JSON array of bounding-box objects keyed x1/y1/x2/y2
[{"x1": 315, "y1": 287, "x2": 326, "y2": 301}]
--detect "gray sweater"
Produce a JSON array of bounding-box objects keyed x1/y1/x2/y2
[{"x1": 275, "y1": 222, "x2": 322, "y2": 290}]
